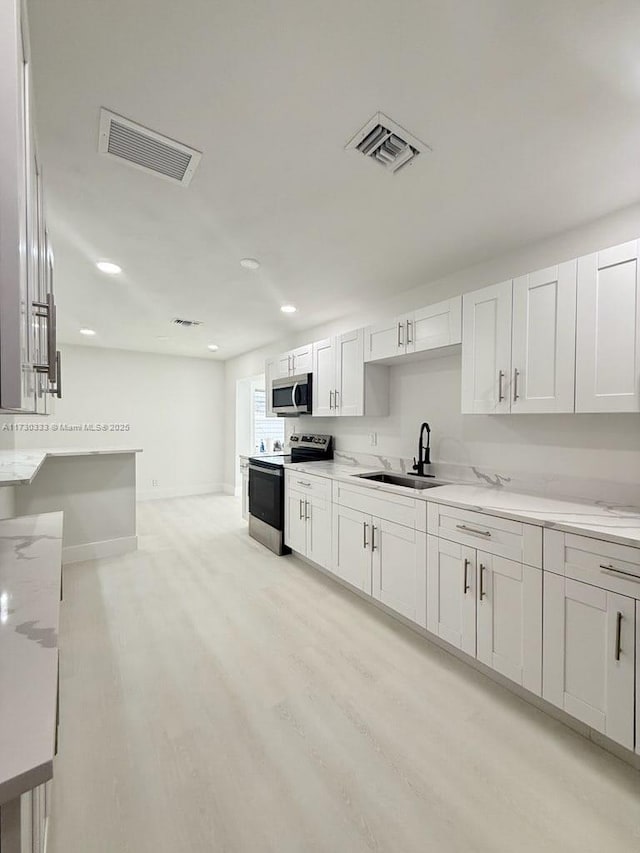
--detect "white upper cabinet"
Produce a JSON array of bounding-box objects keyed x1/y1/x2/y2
[
  {"x1": 312, "y1": 328, "x2": 388, "y2": 418},
  {"x1": 411, "y1": 296, "x2": 462, "y2": 354},
  {"x1": 364, "y1": 297, "x2": 462, "y2": 363},
  {"x1": 364, "y1": 316, "x2": 407, "y2": 362},
  {"x1": 511, "y1": 262, "x2": 577, "y2": 414},
  {"x1": 335, "y1": 328, "x2": 364, "y2": 416},
  {"x1": 311, "y1": 337, "x2": 336, "y2": 417},
  {"x1": 576, "y1": 240, "x2": 640, "y2": 413},
  {"x1": 461, "y1": 281, "x2": 512, "y2": 414},
  {"x1": 274, "y1": 344, "x2": 313, "y2": 379}
]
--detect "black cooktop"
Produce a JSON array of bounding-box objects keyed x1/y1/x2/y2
[{"x1": 248, "y1": 454, "x2": 292, "y2": 469}]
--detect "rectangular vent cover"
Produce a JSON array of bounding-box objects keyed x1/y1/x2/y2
[
  {"x1": 345, "y1": 112, "x2": 429, "y2": 174},
  {"x1": 172, "y1": 318, "x2": 203, "y2": 328},
  {"x1": 99, "y1": 109, "x2": 202, "y2": 186}
]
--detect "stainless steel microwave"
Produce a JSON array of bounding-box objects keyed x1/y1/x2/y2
[{"x1": 271, "y1": 373, "x2": 312, "y2": 416}]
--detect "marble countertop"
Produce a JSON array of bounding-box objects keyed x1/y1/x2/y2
[
  {"x1": 283, "y1": 460, "x2": 640, "y2": 551},
  {"x1": 0, "y1": 511, "x2": 63, "y2": 805},
  {"x1": 0, "y1": 447, "x2": 143, "y2": 486}
]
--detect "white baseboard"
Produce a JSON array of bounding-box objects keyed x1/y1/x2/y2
[
  {"x1": 63, "y1": 535, "x2": 138, "y2": 564},
  {"x1": 137, "y1": 483, "x2": 224, "y2": 501}
]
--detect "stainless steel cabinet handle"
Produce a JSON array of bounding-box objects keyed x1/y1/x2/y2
[
  {"x1": 329, "y1": 390, "x2": 334, "y2": 410},
  {"x1": 363, "y1": 521, "x2": 369, "y2": 550},
  {"x1": 299, "y1": 498, "x2": 304, "y2": 520},
  {"x1": 334, "y1": 389, "x2": 339, "y2": 410},
  {"x1": 305, "y1": 500, "x2": 310, "y2": 521},
  {"x1": 615, "y1": 611, "x2": 623, "y2": 661},
  {"x1": 455, "y1": 523, "x2": 492, "y2": 538},
  {"x1": 463, "y1": 558, "x2": 470, "y2": 594},
  {"x1": 32, "y1": 293, "x2": 57, "y2": 381},
  {"x1": 48, "y1": 351, "x2": 62, "y2": 399},
  {"x1": 397, "y1": 322, "x2": 402, "y2": 347},
  {"x1": 513, "y1": 368, "x2": 520, "y2": 402},
  {"x1": 599, "y1": 564, "x2": 640, "y2": 583},
  {"x1": 479, "y1": 564, "x2": 486, "y2": 600},
  {"x1": 399, "y1": 322, "x2": 405, "y2": 347},
  {"x1": 371, "y1": 525, "x2": 377, "y2": 551},
  {"x1": 407, "y1": 319, "x2": 413, "y2": 344},
  {"x1": 498, "y1": 370, "x2": 505, "y2": 402}
]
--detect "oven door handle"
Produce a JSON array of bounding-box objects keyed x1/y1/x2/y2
[{"x1": 248, "y1": 464, "x2": 284, "y2": 478}]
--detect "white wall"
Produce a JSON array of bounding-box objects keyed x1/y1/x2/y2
[
  {"x1": 223, "y1": 200, "x2": 640, "y2": 498},
  {"x1": 12, "y1": 345, "x2": 225, "y2": 500}
]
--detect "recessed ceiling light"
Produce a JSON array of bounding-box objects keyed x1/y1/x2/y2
[
  {"x1": 80, "y1": 328, "x2": 96, "y2": 336},
  {"x1": 96, "y1": 261, "x2": 122, "y2": 275},
  {"x1": 280, "y1": 305, "x2": 297, "y2": 314},
  {"x1": 240, "y1": 258, "x2": 260, "y2": 270},
  {"x1": 207, "y1": 344, "x2": 219, "y2": 352}
]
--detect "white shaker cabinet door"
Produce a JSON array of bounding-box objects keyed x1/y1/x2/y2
[
  {"x1": 306, "y1": 497, "x2": 331, "y2": 571},
  {"x1": 285, "y1": 491, "x2": 308, "y2": 555},
  {"x1": 291, "y1": 344, "x2": 312, "y2": 375},
  {"x1": 475, "y1": 554, "x2": 542, "y2": 695},
  {"x1": 372, "y1": 519, "x2": 426, "y2": 627},
  {"x1": 312, "y1": 337, "x2": 336, "y2": 417},
  {"x1": 332, "y1": 504, "x2": 372, "y2": 594},
  {"x1": 543, "y1": 573, "x2": 635, "y2": 751},
  {"x1": 276, "y1": 352, "x2": 293, "y2": 378},
  {"x1": 511, "y1": 262, "x2": 577, "y2": 413},
  {"x1": 426, "y1": 536, "x2": 476, "y2": 656},
  {"x1": 461, "y1": 281, "x2": 512, "y2": 414},
  {"x1": 576, "y1": 240, "x2": 640, "y2": 412},
  {"x1": 335, "y1": 328, "x2": 364, "y2": 416},
  {"x1": 364, "y1": 317, "x2": 406, "y2": 362},
  {"x1": 412, "y1": 296, "x2": 462, "y2": 353}
]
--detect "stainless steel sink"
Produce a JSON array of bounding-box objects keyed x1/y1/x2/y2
[{"x1": 355, "y1": 472, "x2": 449, "y2": 490}]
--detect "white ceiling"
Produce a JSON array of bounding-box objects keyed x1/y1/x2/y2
[{"x1": 27, "y1": 0, "x2": 640, "y2": 360}]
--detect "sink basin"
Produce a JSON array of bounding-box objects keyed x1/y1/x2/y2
[{"x1": 355, "y1": 472, "x2": 449, "y2": 490}]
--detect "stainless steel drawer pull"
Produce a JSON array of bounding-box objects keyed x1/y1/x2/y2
[
  {"x1": 297, "y1": 481, "x2": 312, "y2": 487},
  {"x1": 463, "y1": 558, "x2": 470, "y2": 594},
  {"x1": 599, "y1": 564, "x2": 640, "y2": 583},
  {"x1": 455, "y1": 524, "x2": 492, "y2": 538},
  {"x1": 363, "y1": 522, "x2": 369, "y2": 550},
  {"x1": 615, "y1": 611, "x2": 623, "y2": 661}
]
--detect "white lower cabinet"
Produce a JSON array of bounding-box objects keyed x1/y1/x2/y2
[
  {"x1": 543, "y1": 574, "x2": 635, "y2": 751},
  {"x1": 426, "y1": 536, "x2": 476, "y2": 656},
  {"x1": 332, "y1": 502, "x2": 426, "y2": 625},
  {"x1": 332, "y1": 504, "x2": 373, "y2": 595},
  {"x1": 426, "y1": 534, "x2": 542, "y2": 693},
  {"x1": 285, "y1": 486, "x2": 332, "y2": 571},
  {"x1": 240, "y1": 460, "x2": 249, "y2": 521},
  {"x1": 372, "y1": 519, "x2": 426, "y2": 626}
]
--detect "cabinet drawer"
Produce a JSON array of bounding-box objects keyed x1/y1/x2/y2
[
  {"x1": 427, "y1": 502, "x2": 542, "y2": 567},
  {"x1": 333, "y1": 480, "x2": 426, "y2": 532},
  {"x1": 285, "y1": 470, "x2": 332, "y2": 501},
  {"x1": 544, "y1": 529, "x2": 640, "y2": 599}
]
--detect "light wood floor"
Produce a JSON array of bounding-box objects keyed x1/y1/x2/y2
[{"x1": 49, "y1": 495, "x2": 640, "y2": 853}]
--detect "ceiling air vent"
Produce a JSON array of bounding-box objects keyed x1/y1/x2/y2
[
  {"x1": 171, "y1": 318, "x2": 203, "y2": 328},
  {"x1": 345, "y1": 112, "x2": 429, "y2": 174},
  {"x1": 98, "y1": 109, "x2": 202, "y2": 186}
]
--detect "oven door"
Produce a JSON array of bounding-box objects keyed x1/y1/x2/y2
[
  {"x1": 248, "y1": 464, "x2": 284, "y2": 529},
  {"x1": 271, "y1": 373, "x2": 312, "y2": 415}
]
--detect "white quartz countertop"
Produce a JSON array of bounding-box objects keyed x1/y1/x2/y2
[
  {"x1": 0, "y1": 447, "x2": 143, "y2": 486},
  {"x1": 283, "y1": 461, "x2": 640, "y2": 551},
  {"x1": 0, "y1": 511, "x2": 63, "y2": 804}
]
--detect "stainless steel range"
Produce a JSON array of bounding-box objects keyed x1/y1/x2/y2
[{"x1": 248, "y1": 434, "x2": 333, "y2": 555}]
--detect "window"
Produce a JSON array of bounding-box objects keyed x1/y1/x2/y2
[{"x1": 253, "y1": 388, "x2": 284, "y2": 453}]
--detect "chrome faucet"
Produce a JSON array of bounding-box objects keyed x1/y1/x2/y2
[{"x1": 412, "y1": 422, "x2": 431, "y2": 477}]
